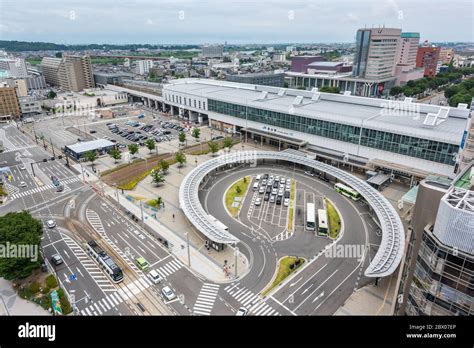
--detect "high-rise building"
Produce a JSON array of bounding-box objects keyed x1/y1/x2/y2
[
  {"x1": 393, "y1": 162, "x2": 474, "y2": 316},
  {"x1": 394, "y1": 32, "x2": 424, "y2": 86},
  {"x1": 133, "y1": 60, "x2": 154, "y2": 75},
  {"x1": 439, "y1": 48, "x2": 455, "y2": 65},
  {"x1": 416, "y1": 43, "x2": 441, "y2": 78},
  {"x1": 40, "y1": 57, "x2": 62, "y2": 86},
  {"x1": 0, "y1": 86, "x2": 21, "y2": 119},
  {"x1": 40, "y1": 55, "x2": 95, "y2": 91},
  {"x1": 201, "y1": 45, "x2": 224, "y2": 58},
  {"x1": 0, "y1": 57, "x2": 28, "y2": 78},
  {"x1": 352, "y1": 27, "x2": 401, "y2": 79}
]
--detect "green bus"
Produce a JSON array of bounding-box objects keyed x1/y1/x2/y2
[
  {"x1": 334, "y1": 183, "x2": 361, "y2": 201},
  {"x1": 317, "y1": 209, "x2": 328, "y2": 236}
]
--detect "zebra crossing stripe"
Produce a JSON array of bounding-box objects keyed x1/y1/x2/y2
[{"x1": 193, "y1": 284, "x2": 220, "y2": 316}]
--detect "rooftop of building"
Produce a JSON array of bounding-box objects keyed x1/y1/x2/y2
[
  {"x1": 65, "y1": 138, "x2": 114, "y2": 154},
  {"x1": 307, "y1": 61, "x2": 345, "y2": 67},
  {"x1": 164, "y1": 78, "x2": 470, "y2": 144}
]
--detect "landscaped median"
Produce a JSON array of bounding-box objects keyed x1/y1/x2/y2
[
  {"x1": 262, "y1": 256, "x2": 305, "y2": 296},
  {"x1": 225, "y1": 176, "x2": 251, "y2": 217},
  {"x1": 325, "y1": 198, "x2": 342, "y2": 239},
  {"x1": 287, "y1": 180, "x2": 296, "y2": 231}
]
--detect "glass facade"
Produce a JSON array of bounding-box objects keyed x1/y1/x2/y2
[
  {"x1": 208, "y1": 99, "x2": 458, "y2": 165},
  {"x1": 406, "y1": 231, "x2": 473, "y2": 316}
]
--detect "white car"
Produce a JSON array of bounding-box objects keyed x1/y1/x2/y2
[
  {"x1": 148, "y1": 270, "x2": 163, "y2": 284},
  {"x1": 236, "y1": 307, "x2": 248, "y2": 316},
  {"x1": 284, "y1": 198, "x2": 290, "y2": 207},
  {"x1": 272, "y1": 188, "x2": 277, "y2": 195},
  {"x1": 162, "y1": 286, "x2": 176, "y2": 301},
  {"x1": 269, "y1": 195, "x2": 276, "y2": 203},
  {"x1": 19, "y1": 181, "x2": 27, "y2": 187},
  {"x1": 280, "y1": 178, "x2": 286, "y2": 185},
  {"x1": 258, "y1": 186, "x2": 265, "y2": 194},
  {"x1": 255, "y1": 197, "x2": 262, "y2": 206},
  {"x1": 46, "y1": 219, "x2": 56, "y2": 229},
  {"x1": 19, "y1": 165, "x2": 26, "y2": 170},
  {"x1": 275, "y1": 175, "x2": 280, "y2": 182},
  {"x1": 278, "y1": 189, "x2": 284, "y2": 196}
]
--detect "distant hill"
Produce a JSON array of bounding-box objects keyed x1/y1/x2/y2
[{"x1": 0, "y1": 40, "x2": 201, "y2": 52}]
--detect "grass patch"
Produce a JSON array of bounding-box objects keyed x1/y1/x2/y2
[
  {"x1": 116, "y1": 158, "x2": 177, "y2": 190},
  {"x1": 325, "y1": 198, "x2": 341, "y2": 239},
  {"x1": 262, "y1": 256, "x2": 305, "y2": 296},
  {"x1": 287, "y1": 181, "x2": 296, "y2": 231},
  {"x1": 225, "y1": 176, "x2": 250, "y2": 217}
]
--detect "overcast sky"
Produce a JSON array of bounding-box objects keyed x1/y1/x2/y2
[{"x1": 0, "y1": 0, "x2": 472, "y2": 45}]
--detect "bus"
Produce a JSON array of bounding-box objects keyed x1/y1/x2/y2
[
  {"x1": 334, "y1": 183, "x2": 361, "y2": 201},
  {"x1": 87, "y1": 240, "x2": 124, "y2": 283},
  {"x1": 306, "y1": 203, "x2": 316, "y2": 231},
  {"x1": 317, "y1": 209, "x2": 329, "y2": 236}
]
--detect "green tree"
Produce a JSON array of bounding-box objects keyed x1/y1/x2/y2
[
  {"x1": 389, "y1": 86, "x2": 403, "y2": 96},
  {"x1": 192, "y1": 127, "x2": 200, "y2": 141},
  {"x1": 150, "y1": 169, "x2": 165, "y2": 186},
  {"x1": 128, "y1": 143, "x2": 139, "y2": 157},
  {"x1": 46, "y1": 90, "x2": 57, "y2": 99},
  {"x1": 55, "y1": 52, "x2": 62, "y2": 58},
  {"x1": 207, "y1": 140, "x2": 219, "y2": 155},
  {"x1": 235, "y1": 185, "x2": 242, "y2": 194},
  {"x1": 145, "y1": 139, "x2": 156, "y2": 153},
  {"x1": 0, "y1": 212, "x2": 43, "y2": 280},
  {"x1": 223, "y1": 136, "x2": 233, "y2": 149},
  {"x1": 319, "y1": 86, "x2": 340, "y2": 94},
  {"x1": 178, "y1": 131, "x2": 186, "y2": 146},
  {"x1": 84, "y1": 150, "x2": 97, "y2": 165},
  {"x1": 109, "y1": 148, "x2": 122, "y2": 163},
  {"x1": 175, "y1": 151, "x2": 186, "y2": 167},
  {"x1": 159, "y1": 159, "x2": 170, "y2": 174}
]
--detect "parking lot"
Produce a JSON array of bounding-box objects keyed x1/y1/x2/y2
[{"x1": 239, "y1": 171, "x2": 327, "y2": 241}]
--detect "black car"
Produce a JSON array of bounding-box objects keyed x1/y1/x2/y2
[
  {"x1": 276, "y1": 196, "x2": 282, "y2": 205},
  {"x1": 273, "y1": 182, "x2": 279, "y2": 188},
  {"x1": 266, "y1": 186, "x2": 272, "y2": 193},
  {"x1": 264, "y1": 193, "x2": 270, "y2": 201},
  {"x1": 263, "y1": 173, "x2": 269, "y2": 179},
  {"x1": 284, "y1": 191, "x2": 290, "y2": 198},
  {"x1": 90, "y1": 130, "x2": 97, "y2": 134}
]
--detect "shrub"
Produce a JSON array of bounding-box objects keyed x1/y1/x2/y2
[
  {"x1": 28, "y1": 282, "x2": 40, "y2": 294},
  {"x1": 45, "y1": 274, "x2": 58, "y2": 288}
]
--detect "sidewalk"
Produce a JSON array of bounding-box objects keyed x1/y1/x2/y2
[
  {"x1": 0, "y1": 278, "x2": 49, "y2": 316},
  {"x1": 334, "y1": 275, "x2": 397, "y2": 315},
  {"x1": 105, "y1": 186, "x2": 248, "y2": 283}
]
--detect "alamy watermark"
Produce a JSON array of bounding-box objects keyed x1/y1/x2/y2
[
  {"x1": 380, "y1": 100, "x2": 421, "y2": 120},
  {"x1": 324, "y1": 244, "x2": 366, "y2": 262},
  {"x1": 0, "y1": 242, "x2": 38, "y2": 262}
]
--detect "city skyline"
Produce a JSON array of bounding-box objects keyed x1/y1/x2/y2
[{"x1": 1, "y1": 0, "x2": 473, "y2": 45}]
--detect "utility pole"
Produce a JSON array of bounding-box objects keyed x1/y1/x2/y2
[
  {"x1": 186, "y1": 232, "x2": 191, "y2": 267},
  {"x1": 50, "y1": 138, "x2": 56, "y2": 158},
  {"x1": 30, "y1": 162, "x2": 35, "y2": 177},
  {"x1": 234, "y1": 245, "x2": 239, "y2": 278}
]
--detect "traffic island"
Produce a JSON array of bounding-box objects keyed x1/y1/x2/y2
[
  {"x1": 325, "y1": 198, "x2": 342, "y2": 239},
  {"x1": 262, "y1": 256, "x2": 306, "y2": 296},
  {"x1": 224, "y1": 176, "x2": 251, "y2": 217}
]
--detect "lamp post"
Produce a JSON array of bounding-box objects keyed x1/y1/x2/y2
[{"x1": 186, "y1": 232, "x2": 191, "y2": 267}]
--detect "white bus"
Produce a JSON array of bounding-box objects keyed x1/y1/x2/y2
[
  {"x1": 317, "y1": 209, "x2": 329, "y2": 236},
  {"x1": 334, "y1": 183, "x2": 361, "y2": 201},
  {"x1": 306, "y1": 203, "x2": 316, "y2": 231}
]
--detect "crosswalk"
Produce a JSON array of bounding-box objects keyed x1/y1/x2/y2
[
  {"x1": 0, "y1": 144, "x2": 36, "y2": 154},
  {"x1": 224, "y1": 283, "x2": 280, "y2": 316},
  {"x1": 155, "y1": 259, "x2": 184, "y2": 279},
  {"x1": 61, "y1": 233, "x2": 116, "y2": 292},
  {"x1": 3, "y1": 182, "x2": 19, "y2": 196},
  {"x1": 80, "y1": 278, "x2": 153, "y2": 316},
  {"x1": 193, "y1": 283, "x2": 220, "y2": 316},
  {"x1": 9, "y1": 176, "x2": 80, "y2": 199},
  {"x1": 86, "y1": 209, "x2": 148, "y2": 278},
  {"x1": 272, "y1": 230, "x2": 293, "y2": 242}
]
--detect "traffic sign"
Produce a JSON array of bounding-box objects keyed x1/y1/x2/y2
[{"x1": 69, "y1": 274, "x2": 77, "y2": 281}]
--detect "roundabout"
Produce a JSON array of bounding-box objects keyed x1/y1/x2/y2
[{"x1": 179, "y1": 150, "x2": 405, "y2": 314}]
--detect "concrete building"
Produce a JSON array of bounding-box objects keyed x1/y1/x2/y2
[
  {"x1": 41, "y1": 55, "x2": 95, "y2": 91},
  {"x1": 416, "y1": 45, "x2": 441, "y2": 78},
  {"x1": 163, "y1": 78, "x2": 470, "y2": 177},
  {"x1": 397, "y1": 32, "x2": 420, "y2": 66},
  {"x1": 0, "y1": 78, "x2": 28, "y2": 97},
  {"x1": 201, "y1": 45, "x2": 224, "y2": 58},
  {"x1": 25, "y1": 75, "x2": 47, "y2": 90},
  {"x1": 40, "y1": 57, "x2": 62, "y2": 86},
  {"x1": 93, "y1": 72, "x2": 135, "y2": 86},
  {"x1": 290, "y1": 56, "x2": 325, "y2": 73},
  {"x1": 353, "y1": 27, "x2": 402, "y2": 80},
  {"x1": 306, "y1": 61, "x2": 352, "y2": 75},
  {"x1": 0, "y1": 86, "x2": 21, "y2": 119},
  {"x1": 225, "y1": 72, "x2": 285, "y2": 87},
  {"x1": 0, "y1": 57, "x2": 28, "y2": 78},
  {"x1": 19, "y1": 97, "x2": 42, "y2": 115},
  {"x1": 393, "y1": 163, "x2": 474, "y2": 316},
  {"x1": 133, "y1": 60, "x2": 154, "y2": 75},
  {"x1": 439, "y1": 48, "x2": 455, "y2": 65},
  {"x1": 458, "y1": 99, "x2": 474, "y2": 172}
]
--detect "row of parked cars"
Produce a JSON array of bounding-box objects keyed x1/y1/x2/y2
[{"x1": 253, "y1": 174, "x2": 292, "y2": 207}]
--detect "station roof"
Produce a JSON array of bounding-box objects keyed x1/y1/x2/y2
[{"x1": 164, "y1": 79, "x2": 469, "y2": 145}]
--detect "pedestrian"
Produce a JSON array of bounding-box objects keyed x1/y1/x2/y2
[{"x1": 172, "y1": 213, "x2": 175, "y2": 221}]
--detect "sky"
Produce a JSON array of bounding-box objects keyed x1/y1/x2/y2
[{"x1": 0, "y1": 0, "x2": 473, "y2": 45}]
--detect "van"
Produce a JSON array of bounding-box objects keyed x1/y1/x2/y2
[{"x1": 253, "y1": 182, "x2": 259, "y2": 191}]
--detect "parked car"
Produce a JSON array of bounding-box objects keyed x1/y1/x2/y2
[
  {"x1": 259, "y1": 186, "x2": 265, "y2": 194},
  {"x1": 276, "y1": 196, "x2": 282, "y2": 205},
  {"x1": 264, "y1": 193, "x2": 270, "y2": 201},
  {"x1": 284, "y1": 198, "x2": 290, "y2": 207},
  {"x1": 270, "y1": 195, "x2": 276, "y2": 203},
  {"x1": 255, "y1": 197, "x2": 262, "y2": 206}
]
